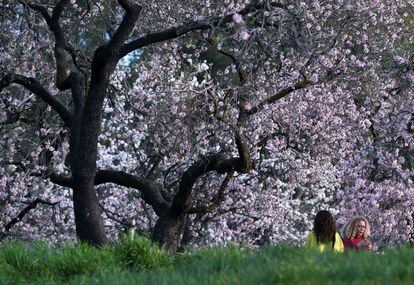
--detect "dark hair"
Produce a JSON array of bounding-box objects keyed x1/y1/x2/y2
[{"x1": 313, "y1": 210, "x2": 337, "y2": 247}]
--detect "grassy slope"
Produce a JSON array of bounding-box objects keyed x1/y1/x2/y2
[{"x1": 0, "y1": 237, "x2": 413, "y2": 285}]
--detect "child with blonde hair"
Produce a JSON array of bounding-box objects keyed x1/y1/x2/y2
[{"x1": 340, "y1": 216, "x2": 372, "y2": 251}]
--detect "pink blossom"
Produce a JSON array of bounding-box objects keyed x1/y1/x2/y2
[
  {"x1": 232, "y1": 13, "x2": 243, "y2": 24},
  {"x1": 240, "y1": 30, "x2": 250, "y2": 41}
]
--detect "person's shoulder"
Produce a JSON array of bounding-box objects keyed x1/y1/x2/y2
[
  {"x1": 335, "y1": 232, "x2": 344, "y2": 242},
  {"x1": 305, "y1": 231, "x2": 317, "y2": 249}
]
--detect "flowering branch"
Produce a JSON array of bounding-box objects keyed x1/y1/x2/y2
[
  {"x1": 0, "y1": 198, "x2": 58, "y2": 240},
  {"x1": 118, "y1": 0, "x2": 285, "y2": 59}
]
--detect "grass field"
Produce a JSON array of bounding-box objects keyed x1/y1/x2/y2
[{"x1": 0, "y1": 236, "x2": 413, "y2": 285}]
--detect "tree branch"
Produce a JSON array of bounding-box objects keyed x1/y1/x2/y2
[
  {"x1": 64, "y1": 43, "x2": 91, "y2": 77},
  {"x1": 42, "y1": 169, "x2": 170, "y2": 215},
  {"x1": 246, "y1": 76, "x2": 311, "y2": 116},
  {"x1": 188, "y1": 171, "x2": 234, "y2": 214},
  {"x1": 170, "y1": 154, "x2": 247, "y2": 213},
  {"x1": 234, "y1": 127, "x2": 253, "y2": 172},
  {"x1": 207, "y1": 91, "x2": 253, "y2": 172},
  {"x1": 107, "y1": 0, "x2": 142, "y2": 51},
  {"x1": 48, "y1": 172, "x2": 74, "y2": 187},
  {"x1": 20, "y1": 0, "x2": 73, "y2": 90},
  {"x1": 94, "y1": 170, "x2": 169, "y2": 215},
  {"x1": 90, "y1": 0, "x2": 141, "y2": 74},
  {"x1": 0, "y1": 73, "x2": 73, "y2": 125},
  {"x1": 99, "y1": 201, "x2": 134, "y2": 228},
  {"x1": 18, "y1": 0, "x2": 51, "y2": 22},
  {"x1": 118, "y1": 0, "x2": 273, "y2": 59},
  {"x1": 1, "y1": 198, "x2": 58, "y2": 239}
]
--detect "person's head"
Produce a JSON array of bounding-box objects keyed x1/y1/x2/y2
[
  {"x1": 343, "y1": 216, "x2": 371, "y2": 239},
  {"x1": 313, "y1": 210, "x2": 337, "y2": 244}
]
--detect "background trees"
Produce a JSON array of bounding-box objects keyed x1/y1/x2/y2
[{"x1": 1, "y1": 0, "x2": 413, "y2": 251}]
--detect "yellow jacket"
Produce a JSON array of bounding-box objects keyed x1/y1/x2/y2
[{"x1": 305, "y1": 232, "x2": 344, "y2": 253}]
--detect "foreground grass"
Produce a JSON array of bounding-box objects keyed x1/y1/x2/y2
[{"x1": 0, "y1": 237, "x2": 413, "y2": 285}]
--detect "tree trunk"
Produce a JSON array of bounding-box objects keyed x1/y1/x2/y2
[
  {"x1": 70, "y1": 84, "x2": 108, "y2": 246},
  {"x1": 73, "y1": 179, "x2": 107, "y2": 246},
  {"x1": 180, "y1": 215, "x2": 194, "y2": 249},
  {"x1": 152, "y1": 210, "x2": 187, "y2": 253}
]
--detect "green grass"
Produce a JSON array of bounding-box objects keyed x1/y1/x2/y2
[{"x1": 0, "y1": 237, "x2": 413, "y2": 285}]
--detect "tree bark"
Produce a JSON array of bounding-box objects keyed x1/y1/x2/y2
[
  {"x1": 72, "y1": 179, "x2": 107, "y2": 246},
  {"x1": 70, "y1": 83, "x2": 106, "y2": 245},
  {"x1": 70, "y1": 82, "x2": 108, "y2": 246},
  {"x1": 152, "y1": 210, "x2": 187, "y2": 253}
]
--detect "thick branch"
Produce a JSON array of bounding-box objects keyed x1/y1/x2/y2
[
  {"x1": 0, "y1": 73, "x2": 73, "y2": 125},
  {"x1": 18, "y1": 0, "x2": 50, "y2": 21},
  {"x1": 234, "y1": 128, "x2": 253, "y2": 172},
  {"x1": 107, "y1": 0, "x2": 142, "y2": 51},
  {"x1": 171, "y1": 154, "x2": 247, "y2": 213},
  {"x1": 51, "y1": 0, "x2": 71, "y2": 90},
  {"x1": 118, "y1": 0, "x2": 275, "y2": 59},
  {"x1": 95, "y1": 170, "x2": 169, "y2": 215},
  {"x1": 90, "y1": 0, "x2": 141, "y2": 73},
  {"x1": 47, "y1": 169, "x2": 169, "y2": 215},
  {"x1": 48, "y1": 172, "x2": 73, "y2": 187},
  {"x1": 52, "y1": 0, "x2": 68, "y2": 21}
]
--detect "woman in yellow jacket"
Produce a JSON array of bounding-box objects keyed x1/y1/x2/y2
[{"x1": 305, "y1": 210, "x2": 344, "y2": 253}]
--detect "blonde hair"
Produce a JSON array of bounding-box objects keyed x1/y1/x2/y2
[{"x1": 341, "y1": 216, "x2": 371, "y2": 239}]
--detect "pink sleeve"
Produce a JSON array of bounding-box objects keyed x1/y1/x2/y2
[{"x1": 342, "y1": 237, "x2": 352, "y2": 249}]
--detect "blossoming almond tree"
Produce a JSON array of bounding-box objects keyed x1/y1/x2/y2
[{"x1": 1, "y1": 0, "x2": 295, "y2": 250}]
